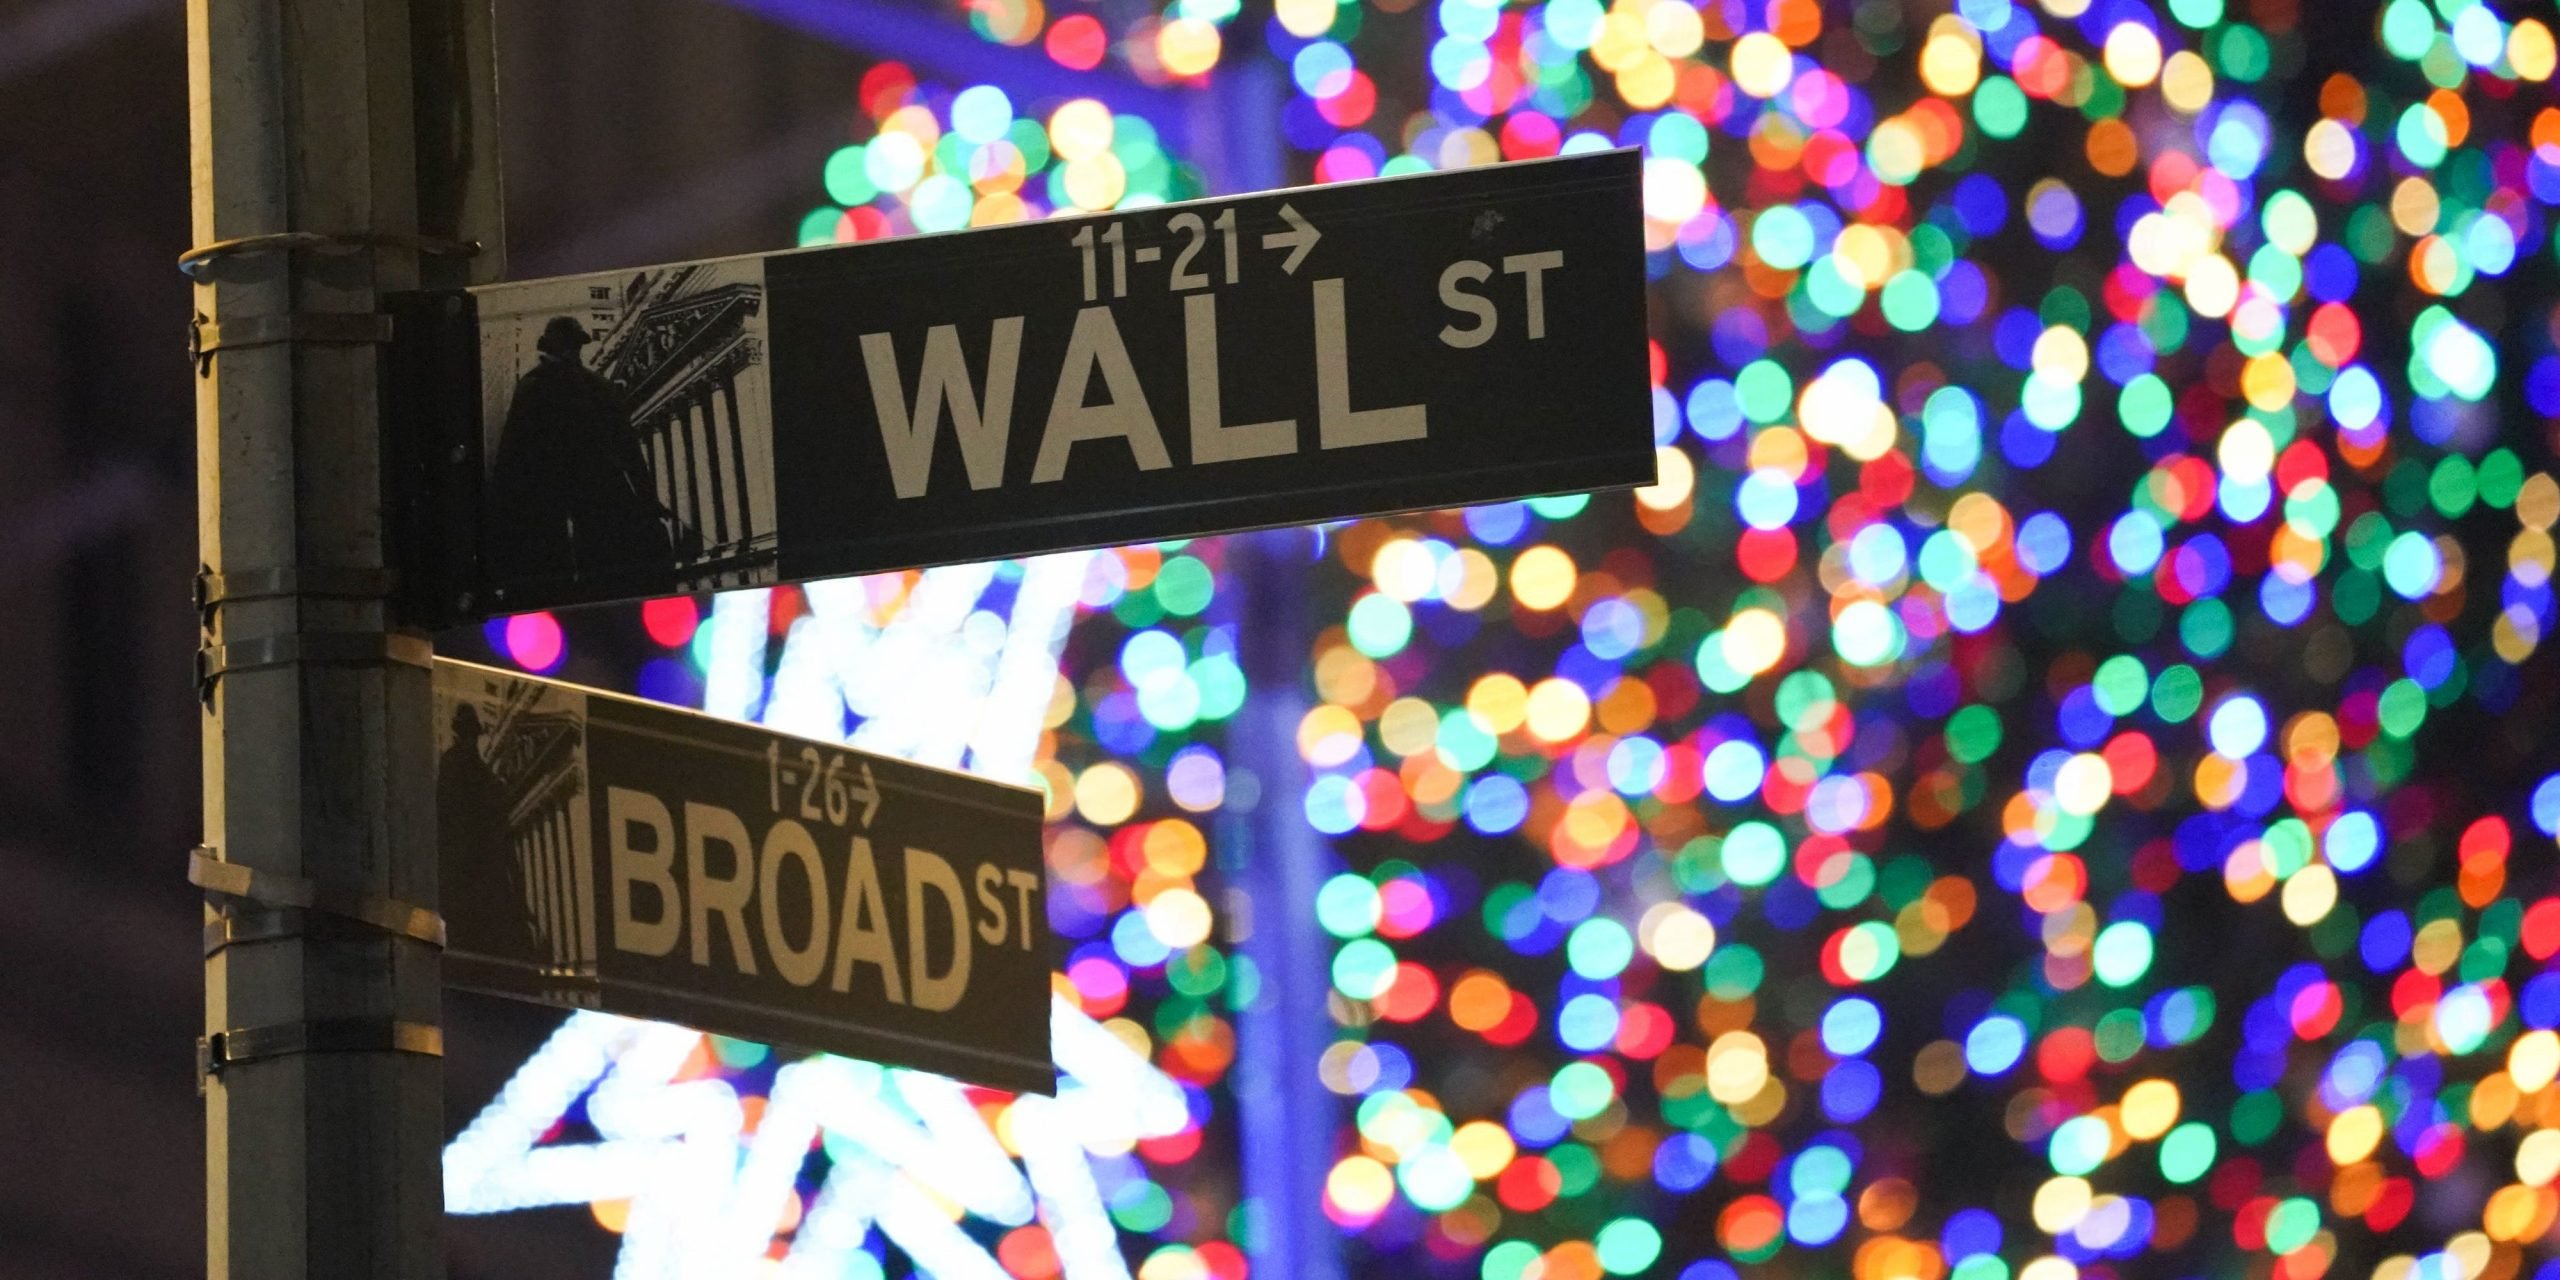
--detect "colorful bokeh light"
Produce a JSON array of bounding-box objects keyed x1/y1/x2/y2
[{"x1": 457, "y1": 0, "x2": 2560, "y2": 1276}]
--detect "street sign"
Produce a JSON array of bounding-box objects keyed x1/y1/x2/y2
[
  {"x1": 433, "y1": 658, "x2": 1054, "y2": 1094},
  {"x1": 391, "y1": 149, "x2": 1652, "y2": 621}
]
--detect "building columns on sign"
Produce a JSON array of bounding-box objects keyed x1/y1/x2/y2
[
  {"x1": 652, "y1": 427, "x2": 678, "y2": 522},
  {"x1": 697, "y1": 390, "x2": 731, "y2": 548},
  {"x1": 678, "y1": 403, "x2": 705, "y2": 549},
  {"x1": 721, "y1": 377, "x2": 754, "y2": 544},
  {"x1": 591, "y1": 275, "x2": 769, "y2": 582}
]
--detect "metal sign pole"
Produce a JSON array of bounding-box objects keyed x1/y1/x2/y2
[{"x1": 189, "y1": 0, "x2": 496, "y2": 1272}]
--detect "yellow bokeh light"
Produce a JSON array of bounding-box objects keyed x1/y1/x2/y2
[
  {"x1": 2518, "y1": 1129, "x2": 2560, "y2": 1187},
  {"x1": 2521, "y1": 474, "x2": 2560, "y2": 531},
  {"x1": 1299, "y1": 703, "x2": 1366, "y2": 767},
  {"x1": 1644, "y1": 0, "x2": 1703, "y2": 58},
  {"x1": 2240, "y1": 352, "x2": 2296, "y2": 412},
  {"x1": 2391, "y1": 177, "x2": 2441, "y2": 236},
  {"x1": 1146, "y1": 887, "x2": 1214, "y2": 949},
  {"x1": 2031, "y1": 1177, "x2": 2093, "y2": 1234},
  {"x1": 882, "y1": 104, "x2": 944, "y2": 149},
  {"x1": 1075, "y1": 762, "x2": 1142, "y2": 825},
  {"x1": 1142, "y1": 819, "x2": 1208, "y2": 876},
  {"x1": 2512, "y1": 1030, "x2": 2560, "y2": 1092},
  {"x1": 2052, "y1": 752, "x2": 2114, "y2": 817},
  {"x1": 1643, "y1": 156, "x2": 1709, "y2": 222},
  {"x1": 1723, "y1": 607, "x2": 1789, "y2": 676},
  {"x1": 2304, "y1": 118, "x2": 2358, "y2": 181},
  {"x1": 1867, "y1": 118, "x2": 1925, "y2": 186},
  {"x1": 1157, "y1": 18, "x2": 1222, "y2": 78},
  {"x1": 1832, "y1": 223, "x2": 1896, "y2": 289},
  {"x1": 1379, "y1": 696, "x2": 1440, "y2": 757},
  {"x1": 970, "y1": 140, "x2": 1030, "y2": 192},
  {"x1": 1639, "y1": 901, "x2": 1717, "y2": 970},
  {"x1": 2102, "y1": 22, "x2": 2161, "y2": 87},
  {"x1": 1443, "y1": 548, "x2": 1501, "y2": 611},
  {"x1": 1061, "y1": 153, "x2": 1129, "y2": 211},
  {"x1": 1706, "y1": 1031, "x2": 1769, "y2": 1104},
  {"x1": 1327, "y1": 1156, "x2": 1397, "y2": 1217},
  {"x1": 1450, "y1": 1121, "x2": 1517, "y2": 1179},
  {"x1": 2218, "y1": 419, "x2": 2274, "y2": 480},
  {"x1": 1510, "y1": 545, "x2": 1578, "y2": 611},
  {"x1": 1049, "y1": 98, "x2": 1117, "y2": 161},
  {"x1": 2128, "y1": 196, "x2": 2220, "y2": 278},
  {"x1": 1372, "y1": 537, "x2": 1438, "y2": 603},
  {"x1": 2121, "y1": 1079, "x2": 2180, "y2": 1140},
  {"x1": 2159, "y1": 50, "x2": 2214, "y2": 114},
  {"x1": 970, "y1": 192, "x2": 1031, "y2": 226},
  {"x1": 1437, "y1": 127, "x2": 1502, "y2": 169},
  {"x1": 1276, "y1": 0, "x2": 1333, "y2": 37},
  {"x1": 2032, "y1": 324, "x2": 2091, "y2": 383},
  {"x1": 1591, "y1": 9, "x2": 1646, "y2": 71},
  {"x1": 1316, "y1": 645, "x2": 1379, "y2": 707},
  {"x1": 1918, "y1": 18, "x2": 1982, "y2": 97},
  {"x1": 2182, "y1": 253, "x2": 2239, "y2": 319},
  {"x1": 1467, "y1": 672, "x2": 1530, "y2": 735},
  {"x1": 2415, "y1": 234, "x2": 2465, "y2": 296},
  {"x1": 2515, "y1": 19, "x2": 2559, "y2": 81},
  {"x1": 1635, "y1": 445, "x2": 1696, "y2": 510},
  {"x1": 1618, "y1": 54, "x2": 1677, "y2": 110},
  {"x1": 2281, "y1": 862, "x2": 2338, "y2": 926},
  {"x1": 1730, "y1": 31, "x2": 1794, "y2": 98},
  {"x1": 1524, "y1": 677, "x2": 1592, "y2": 743},
  {"x1": 1747, "y1": 425, "x2": 1810, "y2": 476},
  {"x1": 2412, "y1": 917, "x2": 2464, "y2": 975},
  {"x1": 2445, "y1": 1233, "x2": 2493, "y2": 1279},
  {"x1": 2485, "y1": 1184, "x2": 2545, "y2": 1243},
  {"x1": 2326, "y1": 1104, "x2": 2385, "y2": 1165},
  {"x1": 2473, "y1": 1074, "x2": 2521, "y2": 1130}
]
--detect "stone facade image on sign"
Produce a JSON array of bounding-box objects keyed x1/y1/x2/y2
[
  {"x1": 475, "y1": 260, "x2": 780, "y2": 610},
  {"x1": 435, "y1": 662, "x2": 603, "y2": 1002}
]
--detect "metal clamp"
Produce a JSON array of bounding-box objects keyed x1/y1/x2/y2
[
  {"x1": 198, "y1": 1018, "x2": 443, "y2": 1093},
  {"x1": 189, "y1": 846, "x2": 445, "y2": 951},
  {"x1": 195, "y1": 630, "x2": 432, "y2": 702},
  {"x1": 193, "y1": 565, "x2": 399, "y2": 627},
  {"x1": 177, "y1": 229, "x2": 480, "y2": 281},
  {"x1": 189, "y1": 310, "x2": 394, "y2": 377}
]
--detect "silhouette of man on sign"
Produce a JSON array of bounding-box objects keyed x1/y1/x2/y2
[
  {"x1": 486, "y1": 315, "x2": 679, "y2": 591},
  {"x1": 436, "y1": 700, "x2": 537, "y2": 964}
]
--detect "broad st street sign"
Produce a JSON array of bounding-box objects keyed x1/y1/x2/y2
[
  {"x1": 390, "y1": 149, "x2": 1652, "y2": 621},
  {"x1": 433, "y1": 658, "x2": 1054, "y2": 1093}
]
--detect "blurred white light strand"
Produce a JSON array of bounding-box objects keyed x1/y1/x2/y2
[
  {"x1": 701, "y1": 588, "x2": 774, "y2": 721},
  {"x1": 445, "y1": 1000, "x2": 1187, "y2": 1275},
  {"x1": 845, "y1": 561, "x2": 1002, "y2": 766},
  {"x1": 968, "y1": 552, "x2": 1094, "y2": 781},
  {"x1": 447, "y1": 561, "x2": 1170, "y2": 1275}
]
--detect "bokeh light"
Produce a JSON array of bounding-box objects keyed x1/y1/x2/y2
[{"x1": 466, "y1": 0, "x2": 2560, "y2": 1276}]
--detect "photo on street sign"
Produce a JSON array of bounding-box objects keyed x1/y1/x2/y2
[
  {"x1": 392, "y1": 148, "x2": 1653, "y2": 621},
  {"x1": 433, "y1": 658, "x2": 1055, "y2": 1094},
  {"x1": 472, "y1": 261, "x2": 781, "y2": 601}
]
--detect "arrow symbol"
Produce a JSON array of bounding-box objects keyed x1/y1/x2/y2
[
  {"x1": 1262, "y1": 203, "x2": 1320, "y2": 275},
  {"x1": 854, "y1": 760, "x2": 880, "y2": 827}
]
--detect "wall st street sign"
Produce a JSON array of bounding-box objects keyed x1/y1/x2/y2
[
  {"x1": 391, "y1": 149, "x2": 1652, "y2": 620},
  {"x1": 434, "y1": 659, "x2": 1053, "y2": 1093}
]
